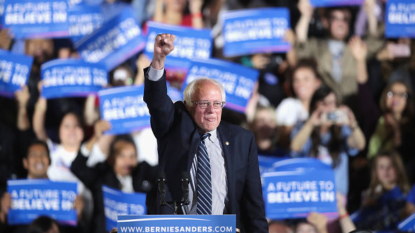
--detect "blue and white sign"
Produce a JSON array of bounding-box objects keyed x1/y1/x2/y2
[
  {"x1": 3, "y1": 0, "x2": 70, "y2": 38},
  {"x1": 258, "y1": 155, "x2": 284, "y2": 175},
  {"x1": 386, "y1": 0, "x2": 415, "y2": 38},
  {"x1": 262, "y1": 168, "x2": 337, "y2": 219},
  {"x1": 182, "y1": 58, "x2": 259, "y2": 113},
  {"x1": 167, "y1": 84, "x2": 182, "y2": 103},
  {"x1": 7, "y1": 179, "x2": 78, "y2": 226},
  {"x1": 99, "y1": 85, "x2": 150, "y2": 135},
  {"x1": 41, "y1": 59, "x2": 108, "y2": 99},
  {"x1": 310, "y1": 0, "x2": 363, "y2": 7},
  {"x1": 399, "y1": 213, "x2": 415, "y2": 232},
  {"x1": 75, "y1": 7, "x2": 145, "y2": 71},
  {"x1": 144, "y1": 22, "x2": 212, "y2": 73},
  {"x1": 102, "y1": 185, "x2": 147, "y2": 232},
  {"x1": 117, "y1": 215, "x2": 236, "y2": 233},
  {"x1": 68, "y1": 5, "x2": 103, "y2": 42},
  {"x1": 0, "y1": 49, "x2": 33, "y2": 98},
  {"x1": 222, "y1": 8, "x2": 290, "y2": 57}
]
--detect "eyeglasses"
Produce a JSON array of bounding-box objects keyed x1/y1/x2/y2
[
  {"x1": 191, "y1": 100, "x2": 225, "y2": 109},
  {"x1": 330, "y1": 15, "x2": 350, "y2": 23},
  {"x1": 387, "y1": 91, "x2": 408, "y2": 99}
]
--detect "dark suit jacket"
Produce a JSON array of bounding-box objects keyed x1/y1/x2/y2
[
  {"x1": 71, "y1": 150, "x2": 158, "y2": 233},
  {"x1": 143, "y1": 68, "x2": 268, "y2": 233}
]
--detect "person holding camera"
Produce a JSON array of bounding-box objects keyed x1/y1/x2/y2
[{"x1": 290, "y1": 86, "x2": 365, "y2": 195}]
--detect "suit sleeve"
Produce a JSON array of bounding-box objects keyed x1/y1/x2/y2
[
  {"x1": 240, "y1": 133, "x2": 268, "y2": 233},
  {"x1": 70, "y1": 149, "x2": 103, "y2": 190},
  {"x1": 143, "y1": 67, "x2": 175, "y2": 139}
]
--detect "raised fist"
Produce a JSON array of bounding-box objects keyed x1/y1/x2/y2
[{"x1": 152, "y1": 33, "x2": 175, "y2": 70}]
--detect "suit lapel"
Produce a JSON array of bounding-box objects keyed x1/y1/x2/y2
[{"x1": 218, "y1": 123, "x2": 235, "y2": 213}]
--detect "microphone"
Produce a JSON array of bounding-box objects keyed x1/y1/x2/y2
[
  {"x1": 158, "y1": 172, "x2": 166, "y2": 206},
  {"x1": 181, "y1": 172, "x2": 190, "y2": 205}
]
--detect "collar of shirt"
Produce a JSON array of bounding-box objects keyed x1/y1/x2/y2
[
  {"x1": 116, "y1": 174, "x2": 134, "y2": 193},
  {"x1": 206, "y1": 129, "x2": 218, "y2": 143}
]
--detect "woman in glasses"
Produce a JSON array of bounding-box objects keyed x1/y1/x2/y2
[{"x1": 368, "y1": 81, "x2": 415, "y2": 180}]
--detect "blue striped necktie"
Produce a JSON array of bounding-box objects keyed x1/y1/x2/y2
[{"x1": 197, "y1": 133, "x2": 212, "y2": 215}]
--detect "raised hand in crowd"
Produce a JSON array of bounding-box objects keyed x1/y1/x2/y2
[
  {"x1": 189, "y1": 0, "x2": 204, "y2": 29},
  {"x1": 134, "y1": 54, "x2": 151, "y2": 85},
  {"x1": 290, "y1": 106, "x2": 323, "y2": 152},
  {"x1": 74, "y1": 195, "x2": 84, "y2": 221},
  {"x1": 15, "y1": 86, "x2": 31, "y2": 131},
  {"x1": 296, "y1": 0, "x2": 314, "y2": 43},
  {"x1": 152, "y1": 34, "x2": 176, "y2": 70},
  {"x1": 0, "y1": 193, "x2": 11, "y2": 223},
  {"x1": 33, "y1": 82, "x2": 48, "y2": 141},
  {"x1": 337, "y1": 192, "x2": 356, "y2": 233},
  {"x1": 363, "y1": 0, "x2": 379, "y2": 36},
  {"x1": 85, "y1": 120, "x2": 112, "y2": 152},
  {"x1": 307, "y1": 212, "x2": 328, "y2": 233},
  {"x1": 349, "y1": 36, "x2": 369, "y2": 84}
]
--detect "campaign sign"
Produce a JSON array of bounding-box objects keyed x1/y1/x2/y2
[
  {"x1": 182, "y1": 59, "x2": 259, "y2": 113},
  {"x1": 41, "y1": 59, "x2": 108, "y2": 99},
  {"x1": 68, "y1": 5, "x2": 103, "y2": 42},
  {"x1": 258, "y1": 155, "x2": 284, "y2": 175},
  {"x1": 7, "y1": 179, "x2": 78, "y2": 226},
  {"x1": 144, "y1": 22, "x2": 212, "y2": 73},
  {"x1": 273, "y1": 158, "x2": 332, "y2": 172},
  {"x1": 167, "y1": 84, "x2": 182, "y2": 103},
  {"x1": 98, "y1": 85, "x2": 150, "y2": 135},
  {"x1": 263, "y1": 169, "x2": 338, "y2": 219},
  {"x1": 310, "y1": 0, "x2": 363, "y2": 7},
  {"x1": 0, "y1": 49, "x2": 33, "y2": 98},
  {"x1": 102, "y1": 185, "x2": 147, "y2": 232},
  {"x1": 386, "y1": 0, "x2": 415, "y2": 38},
  {"x1": 3, "y1": 0, "x2": 70, "y2": 38},
  {"x1": 75, "y1": 7, "x2": 146, "y2": 71},
  {"x1": 222, "y1": 8, "x2": 290, "y2": 57},
  {"x1": 399, "y1": 213, "x2": 415, "y2": 232},
  {"x1": 118, "y1": 215, "x2": 236, "y2": 233}
]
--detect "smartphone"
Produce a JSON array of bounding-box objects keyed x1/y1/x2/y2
[
  {"x1": 388, "y1": 44, "x2": 411, "y2": 58},
  {"x1": 322, "y1": 109, "x2": 349, "y2": 124}
]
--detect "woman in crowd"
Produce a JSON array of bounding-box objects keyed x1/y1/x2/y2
[
  {"x1": 367, "y1": 81, "x2": 415, "y2": 181},
  {"x1": 33, "y1": 90, "x2": 87, "y2": 194},
  {"x1": 290, "y1": 86, "x2": 365, "y2": 195},
  {"x1": 250, "y1": 107, "x2": 287, "y2": 157},
  {"x1": 71, "y1": 120, "x2": 158, "y2": 233},
  {"x1": 355, "y1": 152, "x2": 410, "y2": 231},
  {"x1": 276, "y1": 59, "x2": 322, "y2": 149}
]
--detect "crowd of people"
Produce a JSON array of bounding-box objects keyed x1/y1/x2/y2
[{"x1": 1, "y1": 0, "x2": 415, "y2": 232}]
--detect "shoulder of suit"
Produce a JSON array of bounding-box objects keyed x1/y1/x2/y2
[{"x1": 219, "y1": 121, "x2": 253, "y2": 137}]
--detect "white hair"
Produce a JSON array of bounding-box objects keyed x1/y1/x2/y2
[{"x1": 183, "y1": 77, "x2": 226, "y2": 107}]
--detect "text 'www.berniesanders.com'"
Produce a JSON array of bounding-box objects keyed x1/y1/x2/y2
[{"x1": 119, "y1": 226, "x2": 234, "y2": 233}]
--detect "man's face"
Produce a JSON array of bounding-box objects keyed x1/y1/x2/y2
[
  {"x1": 24, "y1": 144, "x2": 50, "y2": 179},
  {"x1": 329, "y1": 10, "x2": 350, "y2": 41},
  {"x1": 187, "y1": 81, "x2": 223, "y2": 133}
]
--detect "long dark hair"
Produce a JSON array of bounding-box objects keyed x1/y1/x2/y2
[
  {"x1": 367, "y1": 151, "x2": 410, "y2": 197},
  {"x1": 285, "y1": 58, "x2": 322, "y2": 97},
  {"x1": 379, "y1": 81, "x2": 415, "y2": 128},
  {"x1": 309, "y1": 86, "x2": 342, "y2": 168}
]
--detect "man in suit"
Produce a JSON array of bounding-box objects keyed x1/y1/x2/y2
[{"x1": 144, "y1": 33, "x2": 268, "y2": 232}]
